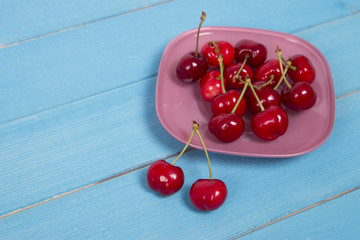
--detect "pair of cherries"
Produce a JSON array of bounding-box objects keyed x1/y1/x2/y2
[{"x1": 147, "y1": 121, "x2": 227, "y2": 211}]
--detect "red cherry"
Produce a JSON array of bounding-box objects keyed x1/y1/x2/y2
[
  {"x1": 209, "y1": 113, "x2": 245, "y2": 142},
  {"x1": 254, "y1": 59, "x2": 285, "y2": 88},
  {"x1": 245, "y1": 81, "x2": 281, "y2": 114},
  {"x1": 224, "y1": 62, "x2": 254, "y2": 89},
  {"x1": 211, "y1": 89, "x2": 247, "y2": 117},
  {"x1": 251, "y1": 106, "x2": 288, "y2": 141},
  {"x1": 235, "y1": 39, "x2": 267, "y2": 68},
  {"x1": 147, "y1": 160, "x2": 184, "y2": 196},
  {"x1": 287, "y1": 55, "x2": 315, "y2": 84},
  {"x1": 281, "y1": 82, "x2": 317, "y2": 110},
  {"x1": 176, "y1": 52, "x2": 208, "y2": 83},
  {"x1": 200, "y1": 70, "x2": 224, "y2": 102},
  {"x1": 201, "y1": 40, "x2": 235, "y2": 67},
  {"x1": 189, "y1": 179, "x2": 227, "y2": 211}
]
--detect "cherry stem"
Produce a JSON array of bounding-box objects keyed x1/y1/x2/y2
[
  {"x1": 249, "y1": 81, "x2": 265, "y2": 112},
  {"x1": 281, "y1": 56, "x2": 296, "y2": 71},
  {"x1": 273, "y1": 65, "x2": 290, "y2": 90},
  {"x1": 193, "y1": 121, "x2": 213, "y2": 180},
  {"x1": 218, "y1": 54, "x2": 226, "y2": 94},
  {"x1": 195, "y1": 11, "x2": 206, "y2": 58},
  {"x1": 256, "y1": 75, "x2": 274, "y2": 90},
  {"x1": 275, "y1": 46, "x2": 292, "y2": 90},
  {"x1": 231, "y1": 78, "x2": 249, "y2": 114},
  {"x1": 171, "y1": 127, "x2": 195, "y2": 165},
  {"x1": 234, "y1": 54, "x2": 249, "y2": 80}
]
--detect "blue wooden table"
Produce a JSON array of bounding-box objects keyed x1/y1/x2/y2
[{"x1": 1, "y1": 1, "x2": 359, "y2": 239}]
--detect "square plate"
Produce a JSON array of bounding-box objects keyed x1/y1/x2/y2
[{"x1": 155, "y1": 27, "x2": 335, "y2": 158}]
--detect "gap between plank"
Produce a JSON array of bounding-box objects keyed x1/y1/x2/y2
[
  {"x1": 0, "y1": 0, "x2": 175, "y2": 50},
  {"x1": 0, "y1": 148, "x2": 193, "y2": 219},
  {"x1": 230, "y1": 185, "x2": 360, "y2": 239}
]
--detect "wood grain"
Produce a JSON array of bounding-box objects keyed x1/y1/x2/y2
[{"x1": 0, "y1": 91, "x2": 359, "y2": 239}]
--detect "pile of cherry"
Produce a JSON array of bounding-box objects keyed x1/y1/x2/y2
[
  {"x1": 176, "y1": 13, "x2": 317, "y2": 143},
  {"x1": 146, "y1": 12, "x2": 317, "y2": 212}
]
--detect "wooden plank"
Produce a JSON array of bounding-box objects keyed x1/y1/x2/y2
[
  {"x1": 238, "y1": 187, "x2": 360, "y2": 240},
  {"x1": 0, "y1": 91, "x2": 359, "y2": 239},
  {"x1": 1, "y1": 12, "x2": 360, "y2": 218},
  {"x1": 0, "y1": 77, "x2": 183, "y2": 216},
  {"x1": 0, "y1": 0, "x2": 359, "y2": 124},
  {"x1": 0, "y1": 0, "x2": 172, "y2": 46}
]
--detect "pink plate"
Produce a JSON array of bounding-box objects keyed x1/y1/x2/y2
[{"x1": 155, "y1": 27, "x2": 335, "y2": 158}]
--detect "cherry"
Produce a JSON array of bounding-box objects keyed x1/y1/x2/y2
[
  {"x1": 190, "y1": 179, "x2": 228, "y2": 211},
  {"x1": 188, "y1": 122, "x2": 227, "y2": 211},
  {"x1": 147, "y1": 121, "x2": 200, "y2": 196},
  {"x1": 211, "y1": 89, "x2": 247, "y2": 117},
  {"x1": 235, "y1": 39, "x2": 267, "y2": 68},
  {"x1": 200, "y1": 70, "x2": 223, "y2": 102},
  {"x1": 176, "y1": 53, "x2": 208, "y2": 83},
  {"x1": 209, "y1": 113, "x2": 245, "y2": 142},
  {"x1": 281, "y1": 82, "x2": 317, "y2": 110},
  {"x1": 201, "y1": 40, "x2": 235, "y2": 67},
  {"x1": 147, "y1": 160, "x2": 184, "y2": 196},
  {"x1": 200, "y1": 54, "x2": 227, "y2": 102},
  {"x1": 254, "y1": 59, "x2": 285, "y2": 88},
  {"x1": 245, "y1": 80, "x2": 281, "y2": 114},
  {"x1": 224, "y1": 61, "x2": 254, "y2": 89},
  {"x1": 287, "y1": 54, "x2": 316, "y2": 84},
  {"x1": 176, "y1": 12, "x2": 208, "y2": 83},
  {"x1": 251, "y1": 105, "x2": 288, "y2": 141}
]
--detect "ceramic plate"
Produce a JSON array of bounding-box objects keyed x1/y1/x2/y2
[{"x1": 155, "y1": 27, "x2": 335, "y2": 158}]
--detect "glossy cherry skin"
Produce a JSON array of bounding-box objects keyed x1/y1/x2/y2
[
  {"x1": 287, "y1": 55, "x2": 315, "y2": 84},
  {"x1": 224, "y1": 62, "x2": 254, "y2": 89},
  {"x1": 189, "y1": 179, "x2": 227, "y2": 211},
  {"x1": 201, "y1": 40, "x2": 235, "y2": 67},
  {"x1": 254, "y1": 59, "x2": 285, "y2": 88},
  {"x1": 235, "y1": 39, "x2": 267, "y2": 68},
  {"x1": 211, "y1": 90, "x2": 247, "y2": 117},
  {"x1": 281, "y1": 82, "x2": 317, "y2": 111},
  {"x1": 251, "y1": 106, "x2": 288, "y2": 141},
  {"x1": 176, "y1": 52, "x2": 209, "y2": 83},
  {"x1": 245, "y1": 81, "x2": 281, "y2": 114},
  {"x1": 209, "y1": 113, "x2": 245, "y2": 142},
  {"x1": 147, "y1": 160, "x2": 184, "y2": 196},
  {"x1": 200, "y1": 70, "x2": 224, "y2": 102}
]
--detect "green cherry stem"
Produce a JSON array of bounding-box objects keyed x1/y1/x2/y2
[
  {"x1": 233, "y1": 54, "x2": 249, "y2": 81},
  {"x1": 195, "y1": 11, "x2": 206, "y2": 58},
  {"x1": 281, "y1": 56, "x2": 296, "y2": 71},
  {"x1": 217, "y1": 53, "x2": 226, "y2": 94},
  {"x1": 249, "y1": 81, "x2": 265, "y2": 112},
  {"x1": 275, "y1": 47, "x2": 292, "y2": 90},
  {"x1": 256, "y1": 75, "x2": 274, "y2": 90},
  {"x1": 171, "y1": 127, "x2": 196, "y2": 165},
  {"x1": 193, "y1": 121, "x2": 213, "y2": 180},
  {"x1": 231, "y1": 77, "x2": 250, "y2": 114}
]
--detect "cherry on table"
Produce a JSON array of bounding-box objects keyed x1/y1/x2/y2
[
  {"x1": 287, "y1": 54, "x2": 316, "y2": 84},
  {"x1": 201, "y1": 40, "x2": 235, "y2": 67},
  {"x1": 235, "y1": 39, "x2": 267, "y2": 68},
  {"x1": 281, "y1": 82, "x2": 317, "y2": 110},
  {"x1": 190, "y1": 179, "x2": 228, "y2": 211},
  {"x1": 147, "y1": 160, "x2": 185, "y2": 196}
]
